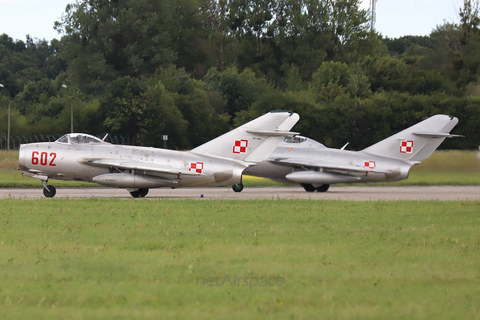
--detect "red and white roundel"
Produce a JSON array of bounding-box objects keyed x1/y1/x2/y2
[
  {"x1": 400, "y1": 140, "x2": 414, "y2": 154},
  {"x1": 233, "y1": 140, "x2": 248, "y2": 154},
  {"x1": 364, "y1": 161, "x2": 375, "y2": 169},
  {"x1": 189, "y1": 162, "x2": 204, "y2": 173}
]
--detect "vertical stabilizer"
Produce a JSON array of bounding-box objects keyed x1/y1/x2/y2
[
  {"x1": 361, "y1": 115, "x2": 459, "y2": 162},
  {"x1": 191, "y1": 111, "x2": 300, "y2": 163}
]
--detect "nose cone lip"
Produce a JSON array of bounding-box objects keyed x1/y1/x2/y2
[{"x1": 18, "y1": 145, "x2": 27, "y2": 170}]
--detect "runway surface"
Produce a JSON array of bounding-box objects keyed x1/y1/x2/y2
[{"x1": 1, "y1": 185, "x2": 479, "y2": 201}]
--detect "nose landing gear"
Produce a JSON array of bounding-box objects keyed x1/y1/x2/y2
[
  {"x1": 41, "y1": 181, "x2": 57, "y2": 198},
  {"x1": 232, "y1": 183, "x2": 244, "y2": 192}
]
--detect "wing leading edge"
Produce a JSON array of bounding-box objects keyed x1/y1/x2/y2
[{"x1": 269, "y1": 158, "x2": 391, "y2": 174}]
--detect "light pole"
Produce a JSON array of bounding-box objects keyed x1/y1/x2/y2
[
  {"x1": 62, "y1": 85, "x2": 73, "y2": 133},
  {"x1": 0, "y1": 84, "x2": 10, "y2": 152}
]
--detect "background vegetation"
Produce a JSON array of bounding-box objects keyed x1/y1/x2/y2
[{"x1": 1, "y1": 0, "x2": 480, "y2": 150}]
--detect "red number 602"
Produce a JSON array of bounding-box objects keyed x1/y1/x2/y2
[{"x1": 31, "y1": 151, "x2": 56, "y2": 166}]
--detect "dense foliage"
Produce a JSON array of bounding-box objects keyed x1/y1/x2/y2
[{"x1": 0, "y1": 0, "x2": 479, "y2": 150}]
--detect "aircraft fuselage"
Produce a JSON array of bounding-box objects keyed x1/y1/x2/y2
[
  {"x1": 19, "y1": 142, "x2": 245, "y2": 188},
  {"x1": 244, "y1": 146, "x2": 411, "y2": 185}
]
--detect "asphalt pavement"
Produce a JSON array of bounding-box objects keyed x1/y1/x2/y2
[{"x1": 1, "y1": 185, "x2": 479, "y2": 201}]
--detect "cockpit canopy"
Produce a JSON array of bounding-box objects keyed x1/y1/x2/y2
[
  {"x1": 282, "y1": 135, "x2": 326, "y2": 148},
  {"x1": 284, "y1": 135, "x2": 308, "y2": 144},
  {"x1": 56, "y1": 133, "x2": 108, "y2": 145}
]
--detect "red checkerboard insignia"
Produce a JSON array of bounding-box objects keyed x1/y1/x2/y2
[
  {"x1": 189, "y1": 162, "x2": 204, "y2": 173},
  {"x1": 364, "y1": 161, "x2": 376, "y2": 169},
  {"x1": 233, "y1": 140, "x2": 248, "y2": 154},
  {"x1": 400, "y1": 140, "x2": 414, "y2": 154}
]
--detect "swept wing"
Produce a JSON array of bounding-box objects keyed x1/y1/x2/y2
[
  {"x1": 79, "y1": 158, "x2": 204, "y2": 176},
  {"x1": 269, "y1": 157, "x2": 391, "y2": 174}
]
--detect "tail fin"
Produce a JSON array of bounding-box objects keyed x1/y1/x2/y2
[
  {"x1": 361, "y1": 115, "x2": 459, "y2": 163},
  {"x1": 191, "y1": 111, "x2": 300, "y2": 163}
]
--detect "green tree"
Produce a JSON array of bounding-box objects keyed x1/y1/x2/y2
[
  {"x1": 310, "y1": 61, "x2": 371, "y2": 100},
  {"x1": 102, "y1": 76, "x2": 188, "y2": 148},
  {"x1": 55, "y1": 0, "x2": 178, "y2": 94},
  {"x1": 102, "y1": 77, "x2": 150, "y2": 145},
  {"x1": 151, "y1": 66, "x2": 229, "y2": 147},
  {"x1": 204, "y1": 67, "x2": 270, "y2": 120}
]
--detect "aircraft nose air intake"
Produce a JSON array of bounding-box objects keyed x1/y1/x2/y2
[{"x1": 18, "y1": 145, "x2": 27, "y2": 170}]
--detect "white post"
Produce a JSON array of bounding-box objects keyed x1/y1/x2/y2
[
  {"x1": 370, "y1": 0, "x2": 377, "y2": 31},
  {"x1": 0, "y1": 84, "x2": 9, "y2": 152},
  {"x1": 7, "y1": 97, "x2": 10, "y2": 152}
]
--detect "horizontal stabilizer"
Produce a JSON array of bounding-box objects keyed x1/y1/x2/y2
[
  {"x1": 412, "y1": 131, "x2": 461, "y2": 138},
  {"x1": 191, "y1": 111, "x2": 300, "y2": 163},
  {"x1": 246, "y1": 129, "x2": 300, "y2": 136}
]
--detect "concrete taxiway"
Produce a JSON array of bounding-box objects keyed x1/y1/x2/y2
[{"x1": 0, "y1": 186, "x2": 479, "y2": 201}]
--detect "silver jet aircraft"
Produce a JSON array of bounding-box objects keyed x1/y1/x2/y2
[
  {"x1": 18, "y1": 111, "x2": 299, "y2": 197},
  {"x1": 244, "y1": 114, "x2": 459, "y2": 192}
]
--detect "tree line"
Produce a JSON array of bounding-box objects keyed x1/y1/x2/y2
[{"x1": 0, "y1": 0, "x2": 479, "y2": 150}]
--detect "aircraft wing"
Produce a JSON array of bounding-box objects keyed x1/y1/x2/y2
[
  {"x1": 79, "y1": 158, "x2": 203, "y2": 176},
  {"x1": 268, "y1": 158, "x2": 391, "y2": 174}
]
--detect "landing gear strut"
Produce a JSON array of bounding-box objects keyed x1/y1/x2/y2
[
  {"x1": 130, "y1": 188, "x2": 149, "y2": 198},
  {"x1": 41, "y1": 181, "x2": 56, "y2": 198},
  {"x1": 232, "y1": 183, "x2": 244, "y2": 192}
]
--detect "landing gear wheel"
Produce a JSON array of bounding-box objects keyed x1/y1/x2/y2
[
  {"x1": 43, "y1": 185, "x2": 56, "y2": 198},
  {"x1": 301, "y1": 183, "x2": 316, "y2": 192},
  {"x1": 139, "y1": 188, "x2": 149, "y2": 197},
  {"x1": 232, "y1": 183, "x2": 244, "y2": 192},
  {"x1": 315, "y1": 184, "x2": 330, "y2": 193},
  {"x1": 130, "y1": 188, "x2": 149, "y2": 198}
]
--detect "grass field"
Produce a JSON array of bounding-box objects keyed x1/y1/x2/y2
[
  {"x1": 0, "y1": 199, "x2": 479, "y2": 319},
  {"x1": 1, "y1": 150, "x2": 480, "y2": 187}
]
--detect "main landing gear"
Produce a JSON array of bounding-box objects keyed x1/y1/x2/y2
[
  {"x1": 41, "y1": 181, "x2": 56, "y2": 198},
  {"x1": 301, "y1": 183, "x2": 330, "y2": 193},
  {"x1": 232, "y1": 183, "x2": 244, "y2": 192},
  {"x1": 130, "y1": 188, "x2": 149, "y2": 198}
]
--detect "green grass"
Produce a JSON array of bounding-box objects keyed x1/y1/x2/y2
[
  {"x1": 1, "y1": 199, "x2": 479, "y2": 319},
  {"x1": 2, "y1": 150, "x2": 480, "y2": 187}
]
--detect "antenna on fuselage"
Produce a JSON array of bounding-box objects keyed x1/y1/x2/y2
[{"x1": 102, "y1": 133, "x2": 109, "y2": 141}]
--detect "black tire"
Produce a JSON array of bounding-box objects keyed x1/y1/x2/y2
[
  {"x1": 43, "y1": 185, "x2": 56, "y2": 198},
  {"x1": 232, "y1": 183, "x2": 244, "y2": 192},
  {"x1": 315, "y1": 184, "x2": 330, "y2": 193},
  {"x1": 130, "y1": 191, "x2": 141, "y2": 198},
  {"x1": 301, "y1": 183, "x2": 316, "y2": 192},
  {"x1": 130, "y1": 188, "x2": 149, "y2": 198},
  {"x1": 139, "y1": 188, "x2": 149, "y2": 197}
]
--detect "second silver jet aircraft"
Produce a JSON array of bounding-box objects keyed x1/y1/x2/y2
[{"x1": 244, "y1": 114, "x2": 460, "y2": 192}]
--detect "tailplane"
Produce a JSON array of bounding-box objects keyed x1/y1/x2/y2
[
  {"x1": 361, "y1": 115, "x2": 459, "y2": 163},
  {"x1": 191, "y1": 111, "x2": 300, "y2": 163}
]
